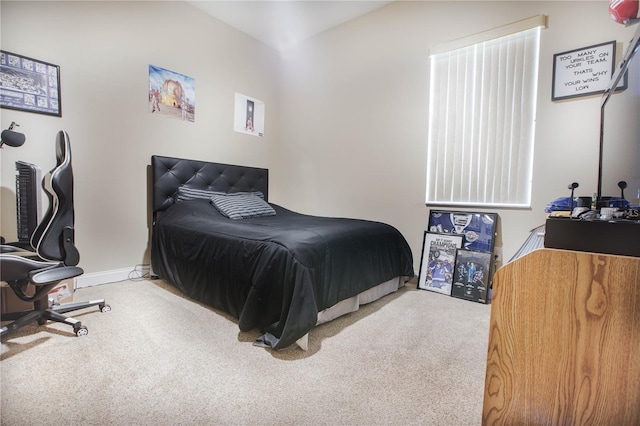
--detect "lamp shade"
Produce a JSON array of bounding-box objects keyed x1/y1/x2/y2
[{"x1": 0, "y1": 129, "x2": 26, "y2": 147}]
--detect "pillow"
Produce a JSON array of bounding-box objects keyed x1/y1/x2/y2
[
  {"x1": 210, "y1": 192, "x2": 276, "y2": 220},
  {"x1": 175, "y1": 187, "x2": 215, "y2": 202},
  {"x1": 175, "y1": 187, "x2": 264, "y2": 203}
]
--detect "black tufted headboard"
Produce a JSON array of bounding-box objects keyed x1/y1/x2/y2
[{"x1": 151, "y1": 155, "x2": 269, "y2": 215}]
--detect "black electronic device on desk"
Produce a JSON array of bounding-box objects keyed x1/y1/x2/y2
[
  {"x1": 544, "y1": 216, "x2": 640, "y2": 258},
  {"x1": 543, "y1": 180, "x2": 640, "y2": 258}
]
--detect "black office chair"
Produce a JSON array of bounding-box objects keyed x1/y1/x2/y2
[{"x1": 1, "y1": 130, "x2": 110, "y2": 338}]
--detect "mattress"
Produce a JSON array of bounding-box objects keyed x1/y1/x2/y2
[
  {"x1": 151, "y1": 199, "x2": 414, "y2": 349},
  {"x1": 294, "y1": 275, "x2": 404, "y2": 350}
]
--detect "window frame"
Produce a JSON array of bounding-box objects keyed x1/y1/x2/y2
[{"x1": 425, "y1": 16, "x2": 547, "y2": 208}]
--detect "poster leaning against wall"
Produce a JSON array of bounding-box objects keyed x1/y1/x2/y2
[
  {"x1": 417, "y1": 232, "x2": 464, "y2": 296},
  {"x1": 427, "y1": 210, "x2": 498, "y2": 253},
  {"x1": 451, "y1": 249, "x2": 492, "y2": 304}
]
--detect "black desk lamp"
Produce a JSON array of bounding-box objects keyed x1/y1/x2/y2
[
  {"x1": 0, "y1": 122, "x2": 26, "y2": 148},
  {"x1": 568, "y1": 182, "x2": 579, "y2": 211},
  {"x1": 618, "y1": 181, "x2": 628, "y2": 199}
]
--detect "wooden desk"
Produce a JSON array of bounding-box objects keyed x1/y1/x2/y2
[{"x1": 482, "y1": 248, "x2": 640, "y2": 425}]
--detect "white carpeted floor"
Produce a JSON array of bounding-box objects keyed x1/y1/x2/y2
[{"x1": 1, "y1": 279, "x2": 490, "y2": 425}]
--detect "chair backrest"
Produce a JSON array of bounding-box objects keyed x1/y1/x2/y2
[{"x1": 30, "y1": 130, "x2": 79, "y2": 266}]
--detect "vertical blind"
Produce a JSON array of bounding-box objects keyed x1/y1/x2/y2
[{"x1": 426, "y1": 25, "x2": 542, "y2": 207}]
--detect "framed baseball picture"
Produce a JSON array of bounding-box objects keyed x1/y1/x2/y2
[
  {"x1": 417, "y1": 232, "x2": 464, "y2": 295},
  {"x1": 451, "y1": 249, "x2": 492, "y2": 304},
  {"x1": 0, "y1": 50, "x2": 61, "y2": 117},
  {"x1": 427, "y1": 210, "x2": 498, "y2": 253}
]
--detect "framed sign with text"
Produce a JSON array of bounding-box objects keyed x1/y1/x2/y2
[{"x1": 552, "y1": 41, "x2": 627, "y2": 101}]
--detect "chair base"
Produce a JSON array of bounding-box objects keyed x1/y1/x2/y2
[{"x1": 1, "y1": 298, "x2": 110, "y2": 338}]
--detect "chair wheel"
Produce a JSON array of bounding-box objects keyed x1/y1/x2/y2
[
  {"x1": 100, "y1": 304, "x2": 111, "y2": 313},
  {"x1": 75, "y1": 325, "x2": 88, "y2": 337}
]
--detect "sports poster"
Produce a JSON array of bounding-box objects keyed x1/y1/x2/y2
[
  {"x1": 451, "y1": 249, "x2": 492, "y2": 304},
  {"x1": 417, "y1": 232, "x2": 464, "y2": 295},
  {"x1": 427, "y1": 210, "x2": 497, "y2": 253},
  {"x1": 0, "y1": 50, "x2": 61, "y2": 116}
]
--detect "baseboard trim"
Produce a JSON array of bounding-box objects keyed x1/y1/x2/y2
[{"x1": 75, "y1": 267, "x2": 134, "y2": 289}]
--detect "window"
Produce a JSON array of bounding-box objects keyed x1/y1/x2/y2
[{"x1": 426, "y1": 16, "x2": 546, "y2": 207}]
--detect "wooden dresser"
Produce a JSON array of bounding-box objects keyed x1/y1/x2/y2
[{"x1": 482, "y1": 248, "x2": 640, "y2": 425}]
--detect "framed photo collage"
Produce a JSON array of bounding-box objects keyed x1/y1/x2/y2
[{"x1": 417, "y1": 210, "x2": 498, "y2": 304}]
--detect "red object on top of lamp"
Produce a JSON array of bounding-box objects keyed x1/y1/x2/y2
[{"x1": 609, "y1": 0, "x2": 640, "y2": 25}]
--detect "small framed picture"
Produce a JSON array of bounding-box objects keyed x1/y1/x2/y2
[
  {"x1": 148, "y1": 64, "x2": 195, "y2": 122},
  {"x1": 428, "y1": 210, "x2": 498, "y2": 253},
  {"x1": 234, "y1": 93, "x2": 265, "y2": 137},
  {"x1": 0, "y1": 50, "x2": 62, "y2": 117},
  {"x1": 417, "y1": 232, "x2": 464, "y2": 295},
  {"x1": 451, "y1": 249, "x2": 492, "y2": 304}
]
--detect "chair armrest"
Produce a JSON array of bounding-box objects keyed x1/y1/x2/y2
[
  {"x1": 29, "y1": 266, "x2": 84, "y2": 285},
  {"x1": 1, "y1": 244, "x2": 33, "y2": 255},
  {"x1": 0, "y1": 248, "x2": 38, "y2": 258}
]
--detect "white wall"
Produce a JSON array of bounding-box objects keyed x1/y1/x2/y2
[
  {"x1": 1, "y1": 1, "x2": 638, "y2": 281},
  {"x1": 0, "y1": 1, "x2": 280, "y2": 278},
  {"x1": 273, "y1": 1, "x2": 639, "y2": 266}
]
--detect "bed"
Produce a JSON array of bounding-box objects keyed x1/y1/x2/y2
[{"x1": 150, "y1": 155, "x2": 414, "y2": 350}]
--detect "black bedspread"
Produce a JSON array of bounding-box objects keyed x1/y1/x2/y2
[{"x1": 151, "y1": 200, "x2": 414, "y2": 349}]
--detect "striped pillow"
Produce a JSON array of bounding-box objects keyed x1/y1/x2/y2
[
  {"x1": 210, "y1": 192, "x2": 275, "y2": 220},
  {"x1": 175, "y1": 187, "x2": 264, "y2": 202}
]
